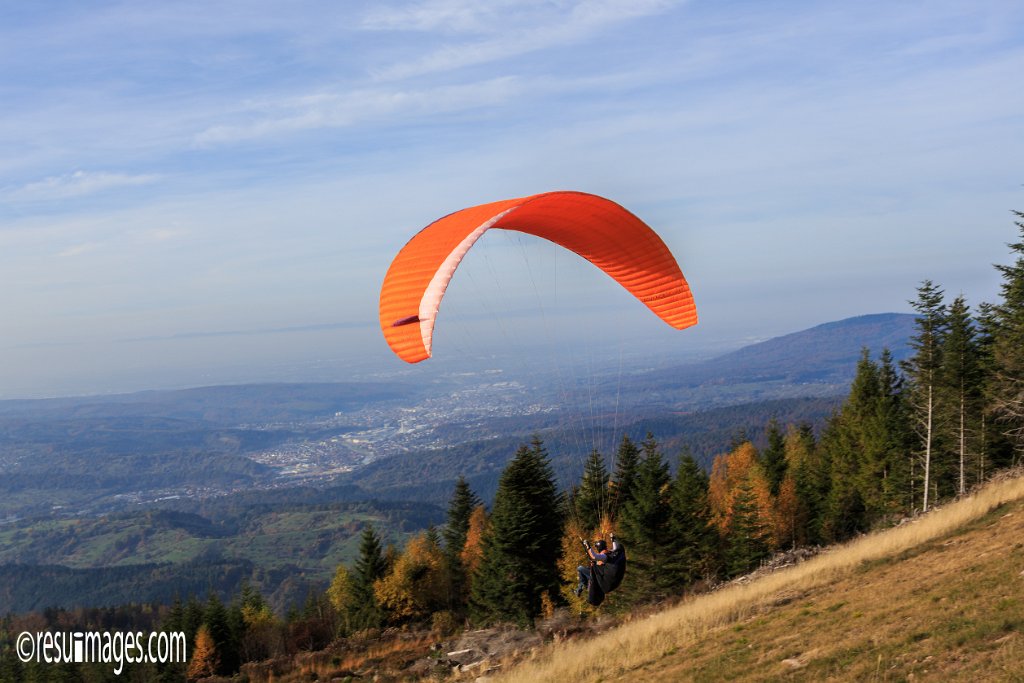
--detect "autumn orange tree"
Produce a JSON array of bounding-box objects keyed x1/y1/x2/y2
[
  {"x1": 708, "y1": 441, "x2": 774, "y2": 575},
  {"x1": 187, "y1": 625, "x2": 218, "y2": 682},
  {"x1": 460, "y1": 504, "x2": 488, "y2": 598},
  {"x1": 374, "y1": 531, "x2": 447, "y2": 622}
]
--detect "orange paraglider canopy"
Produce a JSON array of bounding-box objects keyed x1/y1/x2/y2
[{"x1": 378, "y1": 190, "x2": 697, "y2": 363}]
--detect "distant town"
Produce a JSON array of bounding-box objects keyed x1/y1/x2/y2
[{"x1": 243, "y1": 378, "x2": 552, "y2": 478}]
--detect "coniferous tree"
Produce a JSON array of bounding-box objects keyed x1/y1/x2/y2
[
  {"x1": 785, "y1": 424, "x2": 822, "y2": 545},
  {"x1": 724, "y1": 479, "x2": 769, "y2": 577},
  {"x1": 227, "y1": 598, "x2": 246, "y2": 671},
  {"x1": 761, "y1": 418, "x2": 787, "y2": 496},
  {"x1": 941, "y1": 295, "x2": 985, "y2": 495},
  {"x1": 442, "y1": 477, "x2": 481, "y2": 613},
  {"x1": 875, "y1": 348, "x2": 914, "y2": 515},
  {"x1": 610, "y1": 435, "x2": 641, "y2": 519},
  {"x1": 846, "y1": 348, "x2": 882, "y2": 512},
  {"x1": 349, "y1": 525, "x2": 388, "y2": 631},
  {"x1": 469, "y1": 439, "x2": 563, "y2": 626},
  {"x1": 818, "y1": 347, "x2": 909, "y2": 535},
  {"x1": 666, "y1": 450, "x2": 719, "y2": 586},
  {"x1": 616, "y1": 434, "x2": 673, "y2": 603},
  {"x1": 443, "y1": 477, "x2": 480, "y2": 555},
  {"x1": 902, "y1": 280, "x2": 948, "y2": 511},
  {"x1": 845, "y1": 348, "x2": 912, "y2": 522},
  {"x1": 164, "y1": 596, "x2": 185, "y2": 633},
  {"x1": 975, "y1": 302, "x2": 1016, "y2": 476},
  {"x1": 203, "y1": 593, "x2": 234, "y2": 675},
  {"x1": 183, "y1": 595, "x2": 205, "y2": 649},
  {"x1": 575, "y1": 448, "x2": 609, "y2": 531},
  {"x1": 820, "y1": 410, "x2": 867, "y2": 543},
  {"x1": 987, "y1": 213, "x2": 1024, "y2": 466}
]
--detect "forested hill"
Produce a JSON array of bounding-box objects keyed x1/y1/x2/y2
[
  {"x1": 633, "y1": 313, "x2": 915, "y2": 391},
  {"x1": 705, "y1": 313, "x2": 915, "y2": 379}
]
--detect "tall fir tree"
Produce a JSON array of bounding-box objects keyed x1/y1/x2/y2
[
  {"x1": 821, "y1": 349, "x2": 875, "y2": 539},
  {"x1": 183, "y1": 595, "x2": 205, "y2": 649},
  {"x1": 818, "y1": 347, "x2": 911, "y2": 534},
  {"x1": 616, "y1": 434, "x2": 674, "y2": 604},
  {"x1": 349, "y1": 525, "x2": 388, "y2": 631},
  {"x1": 785, "y1": 423, "x2": 822, "y2": 546},
  {"x1": 443, "y1": 477, "x2": 480, "y2": 555},
  {"x1": 442, "y1": 477, "x2": 481, "y2": 613},
  {"x1": 975, "y1": 301, "x2": 1016, "y2": 476},
  {"x1": 203, "y1": 592, "x2": 235, "y2": 675},
  {"x1": 724, "y1": 479, "x2": 769, "y2": 577},
  {"x1": 902, "y1": 280, "x2": 948, "y2": 511},
  {"x1": 665, "y1": 449, "x2": 719, "y2": 586},
  {"x1": 853, "y1": 348, "x2": 913, "y2": 521},
  {"x1": 820, "y1": 430, "x2": 867, "y2": 543},
  {"x1": 987, "y1": 213, "x2": 1024, "y2": 466},
  {"x1": 761, "y1": 418, "x2": 787, "y2": 496},
  {"x1": 575, "y1": 448, "x2": 609, "y2": 531},
  {"x1": 469, "y1": 438, "x2": 563, "y2": 626},
  {"x1": 940, "y1": 295, "x2": 985, "y2": 495},
  {"x1": 610, "y1": 434, "x2": 641, "y2": 520},
  {"x1": 819, "y1": 420, "x2": 864, "y2": 542},
  {"x1": 875, "y1": 348, "x2": 913, "y2": 515}
]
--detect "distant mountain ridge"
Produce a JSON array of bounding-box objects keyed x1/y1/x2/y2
[
  {"x1": 699, "y1": 313, "x2": 917, "y2": 382},
  {"x1": 619, "y1": 313, "x2": 916, "y2": 407}
]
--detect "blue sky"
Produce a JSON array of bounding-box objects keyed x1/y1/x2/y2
[{"x1": 1, "y1": 0, "x2": 1023, "y2": 398}]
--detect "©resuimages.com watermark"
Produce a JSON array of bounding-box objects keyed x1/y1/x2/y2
[{"x1": 15, "y1": 630, "x2": 187, "y2": 675}]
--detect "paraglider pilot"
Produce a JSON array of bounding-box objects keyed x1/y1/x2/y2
[{"x1": 574, "y1": 533, "x2": 622, "y2": 597}]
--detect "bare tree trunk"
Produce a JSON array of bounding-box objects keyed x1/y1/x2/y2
[
  {"x1": 980, "y1": 413, "x2": 986, "y2": 482},
  {"x1": 959, "y1": 390, "x2": 966, "y2": 496},
  {"x1": 910, "y1": 453, "x2": 916, "y2": 514},
  {"x1": 924, "y1": 383, "x2": 933, "y2": 512}
]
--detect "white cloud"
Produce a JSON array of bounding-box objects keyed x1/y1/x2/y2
[
  {"x1": 369, "y1": 0, "x2": 681, "y2": 79},
  {"x1": 194, "y1": 76, "x2": 524, "y2": 145},
  {"x1": 134, "y1": 227, "x2": 189, "y2": 243},
  {"x1": 361, "y1": 0, "x2": 521, "y2": 33},
  {"x1": 56, "y1": 242, "x2": 100, "y2": 258},
  {"x1": 5, "y1": 170, "x2": 160, "y2": 201}
]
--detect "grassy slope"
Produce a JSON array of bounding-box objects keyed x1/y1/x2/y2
[{"x1": 499, "y1": 472, "x2": 1024, "y2": 682}]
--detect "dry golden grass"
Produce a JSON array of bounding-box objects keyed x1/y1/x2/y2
[{"x1": 496, "y1": 470, "x2": 1024, "y2": 683}]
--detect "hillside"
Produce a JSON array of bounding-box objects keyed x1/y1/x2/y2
[
  {"x1": 0, "y1": 501, "x2": 444, "y2": 613},
  {"x1": 497, "y1": 471, "x2": 1024, "y2": 682},
  {"x1": 617, "y1": 313, "x2": 915, "y2": 405}
]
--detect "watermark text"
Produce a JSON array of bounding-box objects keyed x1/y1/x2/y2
[{"x1": 16, "y1": 630, "x2": 187, "y2": 675}]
